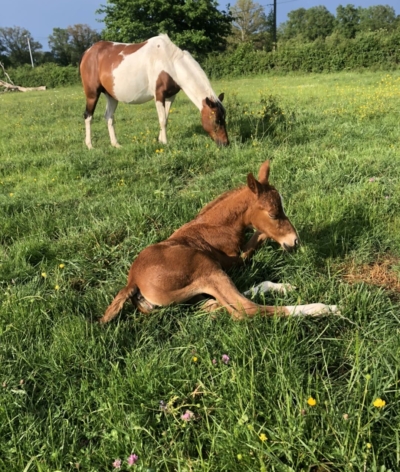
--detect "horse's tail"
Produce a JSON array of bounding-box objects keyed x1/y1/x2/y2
[{"x1": 99, "y1": 284, "x2": 137, "y2": 324}]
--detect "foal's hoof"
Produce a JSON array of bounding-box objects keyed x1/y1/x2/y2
[
  {"x1": 112, "y1": 143, "x2": 122, "y2": 149},
  {"x1": 244, "y1": 281, "x2": 296, "y2": 297},
  {"x1": 288, "y1": 303, "x2": 340, "y2": 317}
]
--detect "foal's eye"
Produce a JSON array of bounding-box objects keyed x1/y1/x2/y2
[{"x1": 269, "y1": 213, "x2": 278, "y2": 220}]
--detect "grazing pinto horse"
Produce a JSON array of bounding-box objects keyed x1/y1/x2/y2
[
  {"x1": 80, "y1": 34, "x2": 228, "y2": 149},
  {"x1": 100, "y1": 161, "x2": 338, "y2": 323}
]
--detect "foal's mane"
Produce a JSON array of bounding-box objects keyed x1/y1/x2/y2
[{"x1": 195, "y1": 187, "x2": 244, "y2": 219}]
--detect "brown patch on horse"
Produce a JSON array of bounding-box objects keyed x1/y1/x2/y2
[
  {"x1": 201, "y1": 93, "x2": 228, "y2": 146},
  {"x1": 341, "y1": 255, "x2": 400, "y2": 294},
  {"x1": 155, "y1": 71, "x2": 181, "y2": 103},
  {"x1": 80, "y1": 41, "x2": 148, "y2": 107}
]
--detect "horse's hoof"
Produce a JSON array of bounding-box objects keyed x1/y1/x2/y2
[{"x1": 288, "y1": 303, "x2": 340, "y2": 317}]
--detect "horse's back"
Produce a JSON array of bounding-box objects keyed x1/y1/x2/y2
[{"x1": 81, "y1": 36, "x2": 179, "y2": 104}]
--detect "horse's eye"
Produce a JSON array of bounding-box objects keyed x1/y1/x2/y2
[{"x1": 269, "y1": 213, "x2": 278, "y2": 220}]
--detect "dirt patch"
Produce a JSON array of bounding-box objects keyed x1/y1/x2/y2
[{"x1": 341, "y1": 255, "x2": 400, "y2": 293}]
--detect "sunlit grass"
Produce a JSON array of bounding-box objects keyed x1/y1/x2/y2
[{"x1": 0, "y1": 70, "x2": 400, "y2": 471}]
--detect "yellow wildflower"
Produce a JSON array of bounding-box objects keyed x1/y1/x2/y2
[
  {"x1": 307, "y1": 397, "x2": 317, "y2": 407},
  {"x1": 192, "y1": 356, "x2": 198, "y2": 363},
  {"x1": 373, "y1": 398, "x2": 386, "y2": 408},
  {"x1": 259, "y1": 433, "x2": 267, "y2": 442},
  {"x1": 59, "y1": 264, "x2": 65, "y2": 269},
  {"x1": 366, "y1": 443, "x2": 372, "y2": 449},
  {"x1": 55, "y1": 285, "x2": 60, "y2": 291},
  {"x1": 41, "y1": 272, "x2": 47, "y2": 278}
]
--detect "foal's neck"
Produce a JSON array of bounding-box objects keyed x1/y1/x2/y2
[{"x1": 197, "y1": 187, "x2": 252, "y2": 230}]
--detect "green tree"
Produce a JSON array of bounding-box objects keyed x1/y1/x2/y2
[
  {"x1": 359, "y1": 5, "x2": 397, "y2": 32},
  {"x1": 304, "y1": 6, "x2": 335, "y2": 41},
  {"x1": 0, "y1": 27, "x2": 42, "y2": 66},
  {"x1": 279, "y1": 6, "x2": 335, "y2": 41},
  {"x1": 335, "y1": 4, "x2": 360, "y2": 39},
  {"x1": 49, "y1": 24, "x2": 101, "y2": 66},
  {"x1": 230, "y1": 0, "x2": 268, "y2": 42},
  {"x1": 279, "y1": 8, "x2": 307, "y2": 40},
  {"x1": 97, "y1": 0, "x2": 233, "y2": 57}
]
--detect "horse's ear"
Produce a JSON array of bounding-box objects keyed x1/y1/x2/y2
[
  {"x1": 247, "y1": 173, "x2": 262, "y2": 195},
  {"x1": 205, "y1": 97, "x2": 216, "y2": 108},
  {"x1": 218, "y1": 93, "x2": 224, "y2": 102},
  {"x1": 258, "y1": 160, "x2": 270, "y2": 184}
]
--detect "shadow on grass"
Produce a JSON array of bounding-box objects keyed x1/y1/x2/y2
[{"x1": 300, "y1": 202, "x2": 376, "y2": 262}]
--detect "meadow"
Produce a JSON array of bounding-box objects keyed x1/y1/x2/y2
[{"x1": 1, "y1": 70, "x2": 400, "y2": 472}]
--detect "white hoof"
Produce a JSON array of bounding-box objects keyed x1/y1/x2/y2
[
  {"x1": 288, "y1": 303, "x2": 340, "y2": 317},
  {"x1": 244, "y1": 281, "x2": 296, "y2": 297},
  {"x1": 112, "y1": 142, "x2": 122, "y2": 148}
]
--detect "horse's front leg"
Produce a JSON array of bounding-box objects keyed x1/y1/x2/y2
[
  {"x1": 155, "y1": 96, "x2": 176, "y2": 144},
  {"x1": 241, "y1": 231, "x2": 268, "y2": 260}
]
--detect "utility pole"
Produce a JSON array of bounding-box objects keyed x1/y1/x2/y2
[
  {"x1": 273, "y1": 0, "x2": 277, "y2": 48},
  {"x1": 26, "y1": 36, "x2": 34, "y2": 68}
]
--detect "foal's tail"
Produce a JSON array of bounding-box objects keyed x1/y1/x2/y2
[{"x1": 99, "y1": 284, "x2": 137, "y2": 324}]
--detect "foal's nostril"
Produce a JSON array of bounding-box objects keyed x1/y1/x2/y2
[{"x1": 294, "y1": 238, "x2": 299, "y2": 247}]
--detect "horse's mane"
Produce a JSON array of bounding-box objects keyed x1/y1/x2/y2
[
  {"x1": 196, "y1": 187, "x2": 244, "y2": 219},
  {"x1": 156, "y1": 34, "x2": 220, "y2": 104}
]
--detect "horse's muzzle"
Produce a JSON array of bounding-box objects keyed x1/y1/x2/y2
[
  {"x1": 283, "y1": 238, "x2": 299, "y2": 252},
  {"x1": 216, "y1": 139, "x2": 229, "y2": 147}
]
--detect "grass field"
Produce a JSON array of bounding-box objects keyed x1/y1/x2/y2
[{"x1": 1, "y1": 70, "x2": 400, "y2": 472}]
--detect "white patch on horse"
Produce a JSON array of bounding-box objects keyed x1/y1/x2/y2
[
  {"x1": 111, "y1": 35, "x2": 219, "y2": 110},
  {"x1": 279, "y1": 193, "x2": 285, "y2": 213}
]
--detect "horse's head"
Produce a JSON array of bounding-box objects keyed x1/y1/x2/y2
[
  {"x1": 201, "y1": 93, "x2": 229, "y2": 147},
  {"x1": 246, "y1": 161, "x2": 299, "y2": 251}
]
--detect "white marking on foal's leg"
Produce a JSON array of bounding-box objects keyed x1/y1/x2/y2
[
  {"x1": 105, "y1": 95, "x2": 121, "y2": 148},
  {"x1": 243, "y1": 281, "x2": 296, "y2": 297},
  {"x1": 155, "y1": 100, "x2": 167, "y2": 144},
  {"x1": 85, "y1": 115, "x2": 93, "y2": 150},
  {"x1": 286, "y1": 303, "x2": 340, "y2": 317}
]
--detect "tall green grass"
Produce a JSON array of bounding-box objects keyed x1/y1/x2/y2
[{"x1": 1, "y1": 71, "x2": 400, "y2": 471}]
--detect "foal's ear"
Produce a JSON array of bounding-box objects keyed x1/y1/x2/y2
[
  {"x1": 205, "y1": 97, "x2": 216, "y2": 108},
  {"x1": 247, "y1": 173, "x2": 262, "y2": 195},
  {"x1": 218, "y1": 93, "x2": 225, "y2": 102},
  {"x1": 258, "y1": 160, "x2": 270, "y2": 184}
]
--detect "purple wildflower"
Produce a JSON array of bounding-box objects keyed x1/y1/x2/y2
[
  {"x1": 181, "y1": 409, "x2": 194, "y2": 421},
  {"x1": 212, "y1": 358, "x2": 217, "y2": 365},
  {"x1": 369, "y1": 177, "x2": 376, "y2": 182},
  {"x1": 113, "y1": 459, "x2": 121, "y2": 469},
  {"x1": 222, "y1": 354, "x2": 230, "y2": 364},
  {"x1": 127, "y1": 454, "x2": 138, "y2": 466}
]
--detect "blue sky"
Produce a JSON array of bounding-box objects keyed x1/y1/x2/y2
[{"x1": 1, "y1": 0, "x2": 399, "y2": 51}]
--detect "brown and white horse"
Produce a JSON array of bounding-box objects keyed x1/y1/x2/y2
[
  {"x1": 80, "y1": 34, "x2": 228, "y2": 149},
  {"x1": 100, "y1": 161, "x2": 339, "y2": 323}
]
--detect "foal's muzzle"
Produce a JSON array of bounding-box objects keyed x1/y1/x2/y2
[{"x1": 283, "y1": 238, "x2": 299, "y2": 252}]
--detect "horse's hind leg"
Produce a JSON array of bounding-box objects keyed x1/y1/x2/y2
[
  {"x1": 83, "y1": 89, "x2": 101, "y2": 150},
  {"x1": 201, "y1": 271, "x2": 338, "y2": 319},
  {"x1": 105, "y1": 94, "x2": 121, "y2": 148}
]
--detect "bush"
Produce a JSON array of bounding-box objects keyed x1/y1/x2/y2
[
  {"x1": 1, "y1": 63, "x2": 80, "y2": 88},
  {"x1": 202, "y1": 30, "x2": 400, "y2": 78}
]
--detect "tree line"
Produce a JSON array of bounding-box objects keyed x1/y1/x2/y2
[{"x1": 0, "y1": 1, "x2": 399, "y2": 69}]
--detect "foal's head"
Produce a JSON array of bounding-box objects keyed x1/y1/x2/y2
[
  {"x1": 201, "y1": 93, "x2": 229, "y2": 147},
  {"x1": 247, "y1": 161, "x2": 299, "y2": 251}
]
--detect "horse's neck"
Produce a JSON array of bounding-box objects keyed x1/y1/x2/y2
[
  {"x1": 197, "y1": 188, "x2": 251, "y2": 230},
  {"x1": 174, "y1": 54, "x2": 216, "y2": 110}
]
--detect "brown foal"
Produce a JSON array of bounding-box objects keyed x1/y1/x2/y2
[{"x1": 100, "y1": 161, "x2": 338, "y2": 323}]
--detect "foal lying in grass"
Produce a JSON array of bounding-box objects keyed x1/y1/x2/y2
[{"x1": 101, "y1": 161, "x2": 338, "y2": 322}]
